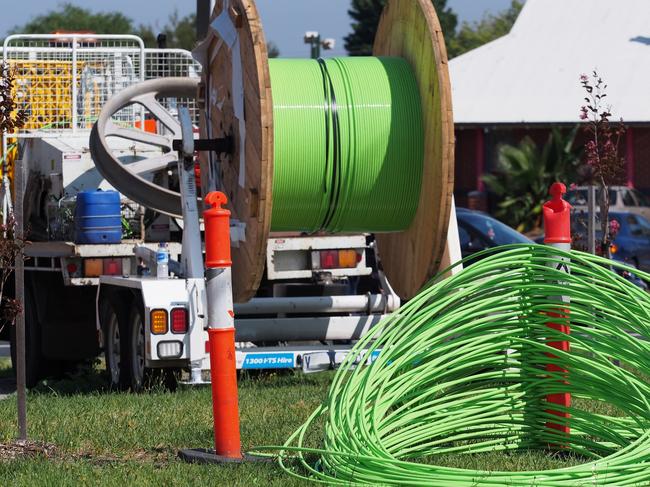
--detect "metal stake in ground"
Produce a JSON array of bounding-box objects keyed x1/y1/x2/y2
[{"x1": 14, "y1": 150, "x2": 26, "y2": 440}]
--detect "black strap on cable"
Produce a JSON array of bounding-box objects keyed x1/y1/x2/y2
[{"x1": 317, "y1": 58, "x2": 342, "y2": 232}]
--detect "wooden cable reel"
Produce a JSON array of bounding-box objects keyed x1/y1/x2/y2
[{"x1": 201, "y1": 0, "x2": 454, "y2": 302}]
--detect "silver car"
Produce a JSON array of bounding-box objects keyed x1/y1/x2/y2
[{"x1": 566, "y1": 186, "x2": 650, "y2": 221}]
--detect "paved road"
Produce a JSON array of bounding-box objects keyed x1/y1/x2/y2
[{"x1": 0, "y1": 341, "x2": 9, "y2": 358}]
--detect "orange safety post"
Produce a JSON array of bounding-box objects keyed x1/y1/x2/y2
[
  {"x1": 542, "y1": 182, "x2": 572, "y2": 444},
  {"x1": 204, "y1": 191, "x2": 242, "y2": 459}
]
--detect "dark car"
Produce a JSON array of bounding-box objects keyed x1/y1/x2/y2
[
  {"x1": 457, "y1": 208, "x2": 533, "y2": 260},
  {"x1": 573, "y1": 211, "x2": 650, "y2": 272}
]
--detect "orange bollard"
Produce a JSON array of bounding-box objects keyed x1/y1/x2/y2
[
  {"x1": 208, "y1": 328, "x2": 241, "y2": 457},
  {"x1": 204, "y1": 191, "x2": 242, "y2": 459},
  {"x1": 542, "y1": 182, "x2": 571, "y2": 445}
]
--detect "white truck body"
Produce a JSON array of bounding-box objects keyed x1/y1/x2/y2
[{"x1": 3, "y1": 34, "x2": 398, "y2": 387}]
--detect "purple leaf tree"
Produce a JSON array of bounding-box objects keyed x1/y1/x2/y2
[{"x1": 579, "y1": 71, "x2": 626, "y2": 257}]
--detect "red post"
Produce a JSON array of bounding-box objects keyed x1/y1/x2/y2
[
  {"x1": 542, "y1": 183, "x2": 571, "y2": 444},
  {"x1": 204, "y1": 191, "x2": 242, "y2": 459}
]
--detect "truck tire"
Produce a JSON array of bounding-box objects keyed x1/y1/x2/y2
[
  {"x1": 101, "y1": 296, "x2": 129, "y2": 389},
  {"x1": 126, "y1": 299, "x2": 147, "y2": 392},
  {"x1": 10, "y1": 287, "x2": 42, "y2": 388}
]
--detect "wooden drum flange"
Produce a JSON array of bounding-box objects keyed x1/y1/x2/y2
[
  {"x1": 200, "y1": 0, "x2": 273, "y2": 303},
  {"x1": 201, "y1": 0, "x2": 454, "y2": 302},
  {"x1": 373, "y1": 0, "x2": 455, "y2": 298}
]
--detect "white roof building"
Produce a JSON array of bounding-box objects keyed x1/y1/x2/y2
[{"x1": 450, "y1": 0, "x2": 650, "y2": 125}]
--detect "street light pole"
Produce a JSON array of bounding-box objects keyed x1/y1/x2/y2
[
  {"x1": 311, "y1": 38, "x2": 320, "y2": 59},
  {"x1": 304, "y1": 32, "x2": 336, "y2": 59}
]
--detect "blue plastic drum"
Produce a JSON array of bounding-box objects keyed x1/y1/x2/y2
[{"x1": 74, "y1": 190, "x2": 122, "y2": 244}]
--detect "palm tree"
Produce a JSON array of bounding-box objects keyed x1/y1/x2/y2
[{"x1": 482, "y1": 127, "x2": 582, "y2": 233}]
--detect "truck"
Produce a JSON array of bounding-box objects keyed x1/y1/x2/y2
[{"x1": 2, "y1": 34, "x2": 398, "y2": 389}]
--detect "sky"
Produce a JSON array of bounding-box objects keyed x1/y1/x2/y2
[{"x1": 0, "y1": 0, "x2": 521, "y2": 57}]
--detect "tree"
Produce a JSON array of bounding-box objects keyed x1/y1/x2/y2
[
  {"x1": 10, "y1": 3, "x2": 133, "y2": 35},
  {"x1": 0, "y1": 66, "x2": 27, "y2": 331},
  {"x1": 482, "y1": 127, "x2": 582, "y2": 233},
  {"x1": 344, "y1": 0, "x2": 457, "y2": 56},
  {"x1": 578, "y1": 71, "x2": 626, "y2": 257},
  {"x1": 10, "y1": 4, "x2": 198, "y2": 51},
  {"x1": 447, "y1": 1, "x2": 523, "y2": 58},
  {"x1": 137, "y1": 12, "x2": 197, "y2": 51},
  {"x1": 267, "y1": 42, "x2": 280, "y2": 59}
]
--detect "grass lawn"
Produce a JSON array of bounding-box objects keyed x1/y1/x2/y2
[
  {"x1": 0, "y1": 358, "x2": 612, "y2": 486},
  {"x1": 0, "y1": 359, "x2": 329, "y2": 486}
]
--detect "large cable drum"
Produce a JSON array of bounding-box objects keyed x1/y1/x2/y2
[{"x1": 200, "y1": 0, "x2": 454, "y2": 302}]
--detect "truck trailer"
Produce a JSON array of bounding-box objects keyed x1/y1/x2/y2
[{"x1": 2, "y1": 34, "x2": 398, "y2": 389}]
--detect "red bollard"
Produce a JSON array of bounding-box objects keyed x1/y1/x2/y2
[
  {"x1": 542, "y1": 182, "x2": 571, "y2": 444},
  {"x1": 203, "y1": 191, "x2": 242, "y2": 459}
]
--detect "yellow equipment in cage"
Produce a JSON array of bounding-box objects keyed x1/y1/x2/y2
[
  {"x1": 1, "y1": 59, "x2": 102, "y2": 196},
  {"x1": 11, "y1": 60, "x2": 79, "y2": 129},
  {"x1": 10, "y1": 60, "x2": 104, "y2": 130}
]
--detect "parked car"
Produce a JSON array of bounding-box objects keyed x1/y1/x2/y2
[
  {"x1": 566, "y1": 186, "x2": 650, "y2": 221},
  {"x1": 573, "y1": 210, "x2": 650, "y2": 272},
  {"x1": 457, "y1": 208, "x2": 533, "y2": 260}
]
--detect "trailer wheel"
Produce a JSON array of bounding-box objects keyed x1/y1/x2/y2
[
  {"x1": 100, "y1": 297, "x2": 128, "y2": 389},
  {"x1": 126, "y1": 299, "x2": 147, "y2": 392},
  {"x1": 10, "y1": 287, "x2": 42, "y2": 388}
]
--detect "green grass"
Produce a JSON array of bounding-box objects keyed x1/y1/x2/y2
[
  {"x1": 0, "y1": 363, "x2": 330, "y2": 486},
  {"x1": 0, "y1": 359, "x2": 619, "y2": 486},
  {"x1": 0, "y1": 358, "x2": 14, "y2": 380}
]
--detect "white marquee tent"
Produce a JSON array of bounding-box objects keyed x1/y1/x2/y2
[{"x1": 450, "y1": 0, "x2": 650, "y2": 125}]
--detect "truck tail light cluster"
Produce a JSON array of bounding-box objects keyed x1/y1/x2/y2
[
  {"x1": 78, "y1": 258, "x2": 131, "y2": 277},
  {"x1": 312, "y1": 249, "x2": 362, "y2": 270},
  {"x1": 170, "y1": 307, "x2": 188, "y2": 333},
  {"x1": 67, "y1": 262, "x2": 80, "y2": 276},
  {"x1": 150, "y1": 309, "x2": 168, "y2": 334},
  {"x1": 150, "y1": 308, "x2": 188, "y2": 335}
]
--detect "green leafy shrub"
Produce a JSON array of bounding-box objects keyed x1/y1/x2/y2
[{"x1": 482, "y1": 127, "x2": 582, "y2": 233}]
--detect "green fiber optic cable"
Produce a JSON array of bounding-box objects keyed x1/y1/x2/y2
[
  {"x1": 252, "y1": 244, "x2": 650, "y2": 486},
  {"x1": 269, "y1": 57, "x2": 423, "y2": 233}
]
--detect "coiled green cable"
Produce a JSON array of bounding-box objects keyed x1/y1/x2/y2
[
  {"x1": 252, "y1": 244, "x2": 650, "y2": 485},
  {"x1": 269, "y1": 57, "x2": 423, "y2": 233}
]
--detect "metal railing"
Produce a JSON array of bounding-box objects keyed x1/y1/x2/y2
[
  {"x1": 3, "y1": 34, "x2": 146, "y2": 134},
  {"x1": 2, "y1": 36, "x2": 203, "y2": 135},
  {"x1": 144, "y1": 48, "x2": 202, "y2": 127},
  {"x1": 0, "y1": 34, "x2": 203, "y2": 221}
]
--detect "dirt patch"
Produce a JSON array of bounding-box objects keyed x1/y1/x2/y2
[
  {"x1": 0, "y1": 440, "x2": 57, "y2": 460},
  {"x1": 0, "y1": 442, "x2": 178, "y2": 466}
]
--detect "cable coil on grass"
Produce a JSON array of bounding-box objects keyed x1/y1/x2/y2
[{"x1": 254, "y1": 244, "x2": 650, "y2": 485}]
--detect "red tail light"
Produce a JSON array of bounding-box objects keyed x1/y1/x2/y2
[
  {"x1": 171, "y1": 308, "x2": 188, "y2": 334},
  {"x1": 103, "y1": 258, "x2": 122, "y2": 276},
  {"x1": 320, "y1": 250, "x2": 339, "y2": 269}
]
